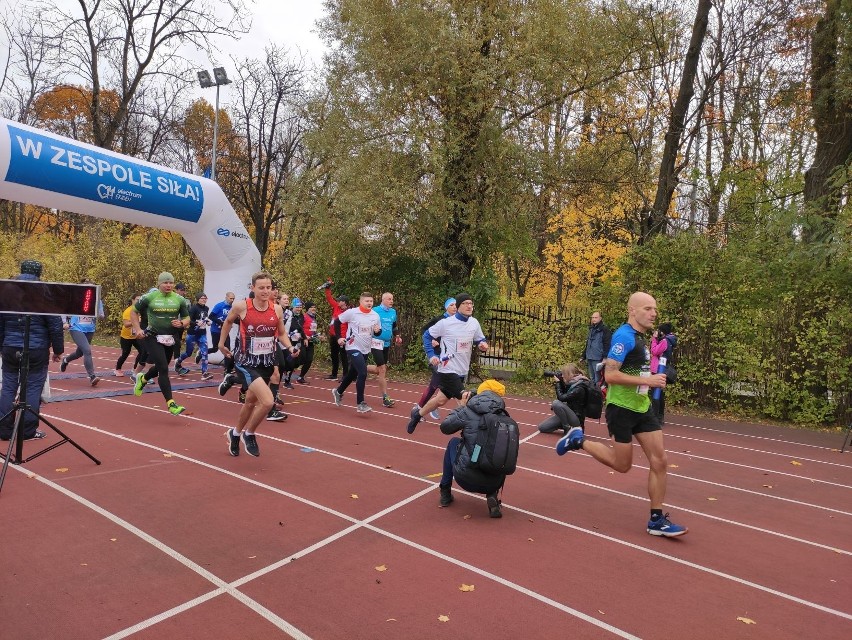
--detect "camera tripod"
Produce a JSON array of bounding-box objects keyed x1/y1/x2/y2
[{"x1": 0, "y1": 315, "x2": 100, "y2": 494}]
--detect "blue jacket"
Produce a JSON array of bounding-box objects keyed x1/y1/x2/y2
[{"x1": 0, "y1": 312, "x2": 65, "y2": 354}]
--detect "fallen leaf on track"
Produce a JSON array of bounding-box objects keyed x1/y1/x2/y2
[
  {"x1": 463, "y1": 514, "x2": 472, "y2": 520},
  {"x1": 459, "y1": 584, "x2": 475, "y2": 592},
  {"x1": 668, "y1": 464, "x2": 679, "y2": 469},
  {"x1": 598, "y1": 610, "x2": 606, "y2": 615},
  {"x1": 762, "y1": 484, "x2": 773, "y2": 488},
  {"x1": 55, "y1": 467, "x2": 69, "y2": 473},
  {"x1": 528, "y1": 538, "x2": 535, "y2": 542},
  {"x1": 791, "y1": 460, "x2": 802, "y2": 466},
  {"x1": 110, "y1": 538, "x2": 117, "y2": 542},
  {"x1": 350, "y1": 494, "x2": 359, "y2": 499},
  {"x1": 163, "y1": 453, "x2": 173, "y2": 458},
  {"x1": 707, "y1": 497, "x2": 718, "y2": 501},
  {"x1": 438, "y1": 615, "x2": 450, "y2": 622},
  {"x1": 737, "y1": 617, "x2": 756, "y2": 625},
  {"x1": 375, "y1": 565, "x2": 388, "y2": 572},
  {"x1": 385, "y1": 618, "x2": 396, "y2": 622}
]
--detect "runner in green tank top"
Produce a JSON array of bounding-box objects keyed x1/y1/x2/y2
[{"x1": 130, "y1": 272, "x2": 190, "y2": 415}]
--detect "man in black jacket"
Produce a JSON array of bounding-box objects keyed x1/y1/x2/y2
[
  {"x1": 0, "y1": 260, "x2": 65, "y2": 441},
  {"x1": 582, "y1": 311, "x2": 611, "y2": 385},
  {"x1": 438, "y1": 379, "x2": 509, "y2": 518}
]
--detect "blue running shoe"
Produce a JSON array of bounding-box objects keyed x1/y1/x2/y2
[
  {"x1": 555, "y1": 426, "x2": 584, "y2": 456},
  {"x1": 406, "y1": 405, "x2": 422, "y2": 434},
  {"x1": 647, "y1": 513, "x2": 688, "y2": 537}
]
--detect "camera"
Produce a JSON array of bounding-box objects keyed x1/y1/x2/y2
[{"x1": 543, "y1": 370, "x2": 563, "y2": 380}]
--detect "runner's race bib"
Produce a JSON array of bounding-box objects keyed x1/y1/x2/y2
[
  {"x1": 637, "y1": 367, "x2": 651, "y2": 395},
  {"x1": 156, "y1": 334, "x2": 175, "y2": 346},
  {"x1": 457, "y1": 340, "x2": 472, "y2": 354},
  {"x1": 371, "y1": 338, "x2": 384, "y2": 349},
  {"x1": 250, "y1": 336, "x2": 275, "y2": 355}
]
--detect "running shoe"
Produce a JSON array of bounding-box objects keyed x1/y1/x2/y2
[
  {"x1": 89, "y1": 375, "x2": 99, "y2": 387},
  {"x1": 332, "y1": 388, "x2": 343, "y2": 407},
  {"x1": 134, "y1": 373, "x2": 147, "y2": 396},
  {"x1": 173, "y1": 361, "x2": 182, "y2": 373},
  {"x1": 176, "y1": 366, "x2": 190, "y2": 376},
  {"x1": 439, "y1": 484, "x2": 454, "y2": 507},
  {"x1": 226, "y1": 428, "x2": 240, "y2": 457},
  {"x1": 406, "y1": 405, "x2": 422, "y2": 434},
  {"x1": 167, "y1": 400, "x2": 185, "y2": 415},
  {"x1": 487, "y1": 493, "x2": 502, "y2": 518},
  {"x1": 200, "y1": 372, "x2": 214, "y2": 381},
  {"x1": 195, "y1": 353, "x2": 202, "y2": 364},
  {"x1": 429, "y1": 408, "x2": 440, "y2": 421},
  {"x1": 266, "y1": 409, "x2": 288, "y2": 421},
  {"x1": 647, "y1": 513, "x2": 688, "y2": 537},
  {"x1": 555, "y1": 426, "x2": 584, "y2": 456},
  {"x1": 324, "y1": 375, "x2": 338, "y2": 380},
  {"x1": 238, "y1": 391, "x2": 246, "y2": 404},
  {"x1": 114, "y1": 369, "x2": 123, "y2": 377},
  {"x1": 218, "y1": 373, "x2": 235, "y2": 396},
  {"x1": 60, "y1": 357, "x2": 68, "y2": 372},
  {"x1": 283, "y1": 380, "x2": 294, "y2": 389},
  {"x1": 295, "y1": 376, "x2": 308, "y2": 384},
  {"x1": 242, "y1": 431, "x2": 260, "y2": 457},
  {"x1": 382, "y1": 395, "x2": 395, "y2": 408}
]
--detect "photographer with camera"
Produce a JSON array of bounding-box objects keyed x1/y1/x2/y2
[{"x1": 537, "y1": 363, "x2": 593, "y2": 436}]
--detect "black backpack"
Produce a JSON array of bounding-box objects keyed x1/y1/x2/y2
[
  {"x1": 468, "y1": 409, "x2": 520, "y2": 475},
  {"x1": 585, "y1": 381, "x2": 604, "y2": 419}
]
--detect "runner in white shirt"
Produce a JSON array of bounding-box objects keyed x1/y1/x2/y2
[
  {"x1": 406, "y1": 292, "x2": 488, "y2": 433},
  {"x1": 331, "y1": 292, "x2": 382, "y2": 413}
]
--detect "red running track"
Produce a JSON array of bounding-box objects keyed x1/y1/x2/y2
[{"x1": 1, "y1": 344, "x2": 850, "y2": 639}]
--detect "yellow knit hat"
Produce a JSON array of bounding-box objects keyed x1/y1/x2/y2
[{"x1": 477, "y1": 379, "x2": 506, "y2": 396}]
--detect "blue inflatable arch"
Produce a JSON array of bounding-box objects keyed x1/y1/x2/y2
[{"x1": 0, "y1": 118, "x2": 261, "y2": 307}]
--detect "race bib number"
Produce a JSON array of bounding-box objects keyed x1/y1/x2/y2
[
  {"x1": 80, "y1": 316, "x2": 95, "y2": 325},
  {"x1": 637, "y1": 368, "x2": 651, "y2": 395},
  {"x1": 250, "y1": 336, "x2": 275, "y2": 355},
  {"x1": 156, "y1": 334, "x2": 175, "y2": 346},
  {"x1": 358, "y1": 325, "x2": 372, "y2": 334},
  {"x1": 371, "y1": 338, "x2": 384, "y2": 349},
  {"x1": 457, "y1": 340, "x2": 472, "y2": 354}
]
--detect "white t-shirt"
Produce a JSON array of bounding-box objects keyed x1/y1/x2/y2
[
  {"x1": 338, "y1": 307, "x2": 381, "y2": 355},
  {"x1": 427, "y1": 315, "x2": 485, "y2": 376}
]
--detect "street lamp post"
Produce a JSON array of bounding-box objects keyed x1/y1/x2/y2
[{"x1": 196, "y1": 67, "x2": 232, "y2": 182}]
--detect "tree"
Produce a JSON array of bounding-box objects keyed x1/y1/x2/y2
[
  {"x1": 645, "y1": 0, "x2": 712, "y2": 240},
  {"x1": 35, "y1": 0, "x2": 250, "y2": 152},
  {"x1": 803, "y1": 0, "x2": 852, "y2": 223},
  {"x1": 223, "y1": 47, "x2": 310, "y2": 259}
]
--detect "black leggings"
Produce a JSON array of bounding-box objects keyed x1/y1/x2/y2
[
  {"x1": 143, "y1": 335, "x2": 176, "y2": 401},
  {"x1": 299, "y1": 342, "x2": 315, "y2": 377},
  {"x1": 329, "y1": 339, "x2": 348, "y2": 377},
  {"x1": 337, "y1": 350, "x2": 368, "y2": 403},
  {"x1": 116, "y1": 337, "x2": 146, "y2": 370}
]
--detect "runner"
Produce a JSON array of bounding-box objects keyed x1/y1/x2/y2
[
  {"x1": 130, "y1": 272, "x2": 190, "y2": 415},
  {"x1": 406, "y1": 293, "x2": 488, "y2": 434},
  {"x1": 368, "y1": 292, "x2": 402, "y2": 407},
  {"x1": 115, "y1": 294, "x2": 147, "y2": 379},
  {"x1": 331, "y1": 292, "x2": 382, "y2": 413},
  {"x1": 217, "y1": 271, "x2": 299, "y2": 457}
]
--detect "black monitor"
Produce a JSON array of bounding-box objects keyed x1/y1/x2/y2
[{"x1": 0, "y1": 279, "x2": 100, "y2": 316}]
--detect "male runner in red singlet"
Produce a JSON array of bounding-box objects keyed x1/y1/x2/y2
[{"x1": 217, "y1": 271, "x2": 299, "y2": 457}]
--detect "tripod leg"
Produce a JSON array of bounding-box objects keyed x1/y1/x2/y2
[
  {"x1": 0, "y1": 404, "x2": 26, "y2": 494},
  {"x1": 19, "y1": 405, "x2": 101, "y2": 466}
]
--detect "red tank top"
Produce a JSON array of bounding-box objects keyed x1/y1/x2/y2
[{"x1": 236, "y1": 299, "x2": 280, "y2": 367}]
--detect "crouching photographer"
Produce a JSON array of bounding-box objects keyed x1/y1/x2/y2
[{"x1": 537, "y1": 363, "x2": 596, "y2": 436}]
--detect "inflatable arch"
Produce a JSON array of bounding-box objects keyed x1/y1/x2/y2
[{"x1": 0, "y1": 118, "x2": 261, "y2": 309}]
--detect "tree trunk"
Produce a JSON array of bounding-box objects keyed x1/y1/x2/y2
[
  {"x1": 645, "y1": 0, "x2": 712, "y2": 240},
  {"x1": 803, "y1": 0, "x2": 852, "y2": 223}
]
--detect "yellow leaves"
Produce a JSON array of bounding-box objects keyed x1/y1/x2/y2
[
  {"x1": 668, "y1": 464, "x2": 679, "y2": 469},
  {"x1": 459, "y1": 584, "x2": 475, "y2": 592},
  {"x1": 375, "y1": 565, "x2": 388, "y2": 572},
  {"x1": 438, "y1": 615, "x2": 450, "y2": 623},
  {"x1": 163, "y1": 453, "x2": 173, "y2": 458},
  {"x1": 350, "y1": 494, "x2": 359, "y2": 499},
  {"x1": 737, "y1": 617, "x2": 757, "y2": 625},
  {"x1": 791, "y1": 460, "x2": 803, "y2": 466},
  {"x1": 55, "y1": 467, "x2": 69, "y2": 473}
]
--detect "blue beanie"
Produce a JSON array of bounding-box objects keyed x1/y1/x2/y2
[
  {"x1": 292, "y1": 297, "x2": 302, "y2": 307},
  {"x1": 444, "y1": 297, "x2": 456, "y2": 310}
]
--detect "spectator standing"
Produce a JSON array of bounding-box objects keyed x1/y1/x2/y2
[{"x1": 582, "y1": 311, "x2": 611, "y2": 385}]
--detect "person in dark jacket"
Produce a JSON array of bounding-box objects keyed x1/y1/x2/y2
[
  {"x1": 538, "y1": 363, "x2": 591, "y2": 435},
  {"x1": 582, "y1": 311, "x2": 611, "y2": 385},
  {"x1": 0, "y1": 260, "x2": 65, "y2": 441},
  {"x1": 438, "y1": 379, "x2": 510, "y2": 518}
]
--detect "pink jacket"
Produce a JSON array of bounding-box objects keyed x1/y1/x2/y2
[{"x1": 650, "y1": 335, "x2": 668, "y2": 374}]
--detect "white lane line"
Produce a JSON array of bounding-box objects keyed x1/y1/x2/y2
[
  {"x1": 524, "y1": 435, "x2": 852, "y2": 489},
  {"x1": 43, "y1": 401, "x2": 852, "y2": 623},
  {"x1": 11, "y1": 465, "x2": 312, "y2": 640},
  {"x1": 28, "y1": 416, "x2": 642, "y2": 640}
]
